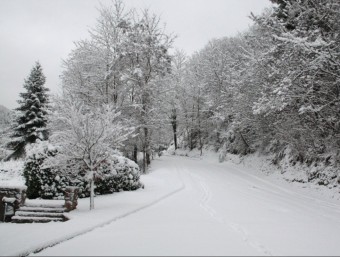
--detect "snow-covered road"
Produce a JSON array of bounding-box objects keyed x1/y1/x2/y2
[{"x1": 32, "y1": 155, "x2": 340, "y2": 256}]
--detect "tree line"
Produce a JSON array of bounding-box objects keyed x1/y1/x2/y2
[
  {"x1": 167, "y1": 0, "x2": 340, "y2": 175},
  {"x1": 4, "y1": 0, "x2": 340, "y2": 186}
]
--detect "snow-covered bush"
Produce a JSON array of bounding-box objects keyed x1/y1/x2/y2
[
  {"x1": 95, "y1": 155, "x2": 143, "y2": 194},
  {"x1": 23, "y1": 141, "x2": 65, "y2": 199},
  {"x1": 23, "y1": 141, "x2": 143, "y2": 199}
]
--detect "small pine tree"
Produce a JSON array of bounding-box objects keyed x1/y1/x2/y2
[{"x1": 7, "y1": 62, "x2": 49, "y2": 160}]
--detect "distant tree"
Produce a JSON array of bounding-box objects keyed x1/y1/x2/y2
[
  {"x1": 7, "y1": 62, "x2": 49, "y2": 160},
  {"x1": 0, "y1": 105, "x2": 13, "y2": 160},
  {"x1": 166, "y1": 50, "x2": 187, "y2": 151},
  {"x1": 61, "y1": 0, "x2": 130, "y2": 107},
  {"x1": 121, "y1": 9, "x2": 173, "y2": 172}
]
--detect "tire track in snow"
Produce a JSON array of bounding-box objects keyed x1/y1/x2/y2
[
  {"x1": 189, "y1": 172, "x2": 273, "y2": 256},
  {"x1": 228, "y1": 163, "x2": 340, "y2": 210},
  {"x1": 217, "y1": 165, "x2": 340, "y2": 226}
]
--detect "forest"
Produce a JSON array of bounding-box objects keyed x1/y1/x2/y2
[{"x1": 1, "y1": 0, "x2": 340, "y2": 197}]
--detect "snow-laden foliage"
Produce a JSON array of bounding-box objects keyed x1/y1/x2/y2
[
  {"x1": 23, "y1": 140, "x2": 142, "y2": 199},
  {"x1": 61, "y1": 0, "x2": 174, "y2": 173},
  {"x1": 47, "y1": 98, "x2": 137, "y2": 208},
  {"x1": 6, "y1": 62, "x2": 49, "y2": 160},
  {"x1": 23, "y1": 140, "x2": 62, "y2": 199},
  {"x1": 0, "y1": 105, "x2": 11, "y2": 130},
  {"x1": 56, "y1": 0, "x2": 340, "y2": 186},
  {"x1": 95, "y1": 154, "x2": 142, "y2": 194},
  {"x1": 48, "y1": 99, "x2": 134, "y2": 172},
  {"x1": 153, "y1": 0, "x2": 340, "y2": 186}
]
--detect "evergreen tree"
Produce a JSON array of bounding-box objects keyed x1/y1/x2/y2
[{"x1": 7, "y1": 62, "x2": 49, "y2": 160}]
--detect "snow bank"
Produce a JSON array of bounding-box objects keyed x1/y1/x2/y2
[
  {"x1": 0, "y1": 160, "x2": 25, "y2": 187},
  {"x1": 229, "y1": 152, "x2": 340, "y2": 201},
  {"x1": 169, "y1": 147, "x2": 340, "y2": 201}
]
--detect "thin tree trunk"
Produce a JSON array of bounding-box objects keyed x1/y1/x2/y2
[
  {"x1": 141, "y1": 88, "x2": 150, "y2": 173},
  {"x1": 144, "y1": 127, "x2": 151, "y2": 167},
  {"x1": 239, "y1": 131, "x2": 250, "y2": 148},
  {"x1": 239, "y1": 131, "x2": 250, "y2": 155},
  {"x1": 105, "y1": 63, "x2": 110, "y2": 104},
  {"x1": 133, "y1": 145, "x2": 138, "y2": 163},
  {"x1": 173, "y1": 124, "x2": 178, "y2": 150},
  {"x1": 143, "y1": 148, "x2": 146, "y2": 173},
  {"x1": 197, "y1": 93, "x2": 203, "y2": 156},
  {"x1": 113, "y1": 76, "x2": 118, "y2": 105},
  {"x1": 146, "y1": 151, "x2": 151, "y2": 165},
  {"x1": 90, "y1": 172, "x2": 95, "y2": 210},
  {"x1": 190, "y1": 103, "x2": 195, "y2": 150},
  {"x1": 171, "y1": 108, "x2": 178, "y2": 150}
]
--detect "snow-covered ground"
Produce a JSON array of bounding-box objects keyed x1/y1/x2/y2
[
  {"x1": 0, "y1": 161, "x2": 183, "y2": 256},
  {"x1": 1, "y1": 153, "x2": 340, "y2": 256},
  {"x1": 0, "y1": 160, "x2": 24, "y2": 187}
]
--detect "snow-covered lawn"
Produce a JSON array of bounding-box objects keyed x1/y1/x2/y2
[
  {"x1": 1, "y1": 153, "x2": 340, "y2": 256},
  {"x1": 0, "y1": 161, "x2": 184, "y2": 256}
]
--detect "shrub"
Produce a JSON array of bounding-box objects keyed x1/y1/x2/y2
[
  {"x1": 95, "y1": 155, "x2": 142, "y2": 194},
  {"x1": 23, "y1": 141, "x2": 66, "y2": 199},
  {"x1": 24, "y1": 141, "x2": 143, "y2": 199}
]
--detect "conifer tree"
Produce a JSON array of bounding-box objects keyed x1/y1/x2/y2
[{"x1": 7, "y1": 62, "x2": 49, "y2": 159}]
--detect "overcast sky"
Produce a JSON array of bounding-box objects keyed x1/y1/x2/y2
[{"x1": 0, "y1": 0, "x2": 272, "y2": 109}]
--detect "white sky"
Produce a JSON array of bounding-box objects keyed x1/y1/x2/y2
[{"x1": 0, "y1": 0, "x2": 272, "y2": 109}]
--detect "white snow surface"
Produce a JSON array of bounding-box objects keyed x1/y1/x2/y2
[
  {"x1": 1, "y1": 153, "x2": 340, "y2": 256},
  {"x1": 0, "y1": 160, "x2": 25, "y2": 187}
]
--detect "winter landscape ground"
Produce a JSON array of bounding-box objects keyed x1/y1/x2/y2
[{"x1": 1, "y1": 152, "x2": 339, "y2": 256}]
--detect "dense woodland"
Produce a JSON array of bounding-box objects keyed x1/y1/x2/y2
[{"x1": 1, "y1": 0, "x2": 340, "y2": 190}]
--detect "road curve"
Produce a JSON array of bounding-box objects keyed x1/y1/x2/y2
[{"x1": 33, "y1": 155, "x2": 340, "y2": 256}]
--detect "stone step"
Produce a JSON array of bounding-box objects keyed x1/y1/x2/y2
[
  {"x1": 15, "y1": 211, "x2": 65, "y2": 218},
  {"x1": 12, "y1": 203, "x2": 69, "y2": 223},
  {"x1": 18, "y1": 206, "x2": 66, "y2": 213},
  {"x1": 11, "y1": 216, "x2": 64, "y2": 223},
  {"x1": 24, "y1": 202, "x2": 64, "y2": 208}
]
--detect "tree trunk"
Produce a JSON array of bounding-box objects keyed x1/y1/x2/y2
[
  {"x1": 141, "y1": 88, "x2": 151, "y2": 173},
  {"x1": 190, "y1": 103, "x2": 195, "y2": 150},
  {"x1": 90, "y1": 172, "x2": 95, "y2": 210},
  {"x1": 146, "y1": 150, "x2": 151, "y2": 165},
  {"x1": 197, "y1": 93, "x2": 203, "y2": 156},
  {"x1": 173, "y1": 125, "x2": 178, "y2": 150},
  {"x1": 133, "y1": 145, "x2": 138, "y2": 163},
  {"x1": 190, "y1": 128, "x2": 194, "y2": 150},
  {"x1": 113, "y1": 76, "x2": 118, "y2": 105},
  {"x1": 144, "y1": 127, "x2": 151, "y2": 169},
  {"x1": 239, "y1": 131, "x2": 250, "y2": 148},
  {"x1": 105, "y1": 63, "x2": 110, "y2": 104},
  {"x1": 239, "y1": 131, "x2": 250, "y2": 155},
  {"x1": 171, "y1": 108, "x2": 178, "y2": 150},
  {"x1": 142, "y1": 148, "x2": 146, "y2": 173}
]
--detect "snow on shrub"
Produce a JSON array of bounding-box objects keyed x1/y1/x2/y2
[
  {"x1": 95, "y1": 155, "x2": 142, "y2": 194},
  {"x1": 24, "y1": 141, "x2": 143, "y2": 199},
  {"x1": 23, "y1": 141, "x2": 66, "y2": 199}
]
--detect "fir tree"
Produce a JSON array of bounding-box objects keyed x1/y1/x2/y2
[{"x1": 7, "y1": 62, "x2": 49, "y2": 160}]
